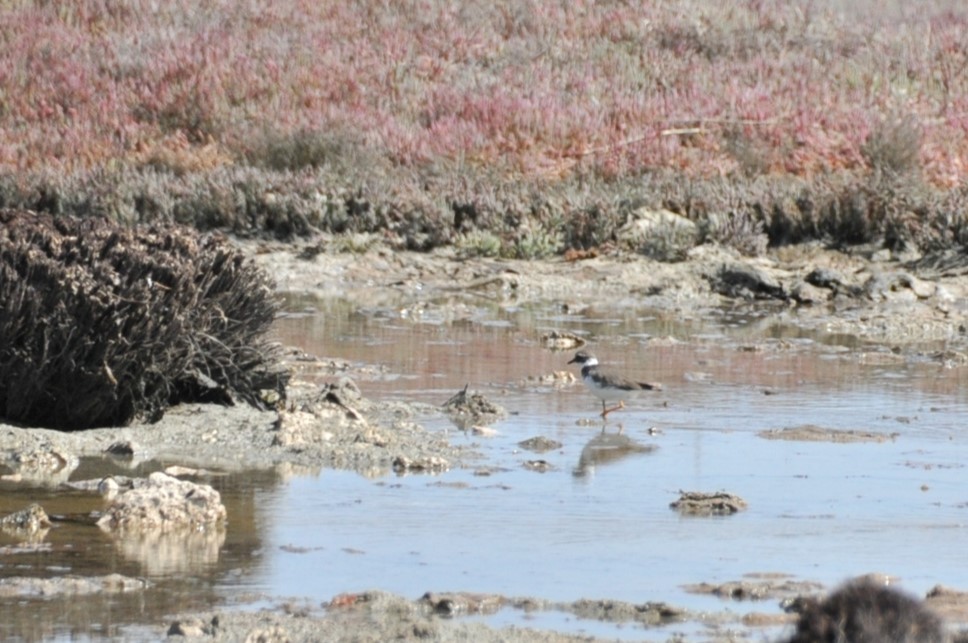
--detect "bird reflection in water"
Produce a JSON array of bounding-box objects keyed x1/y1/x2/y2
[{"x1": 573, "y1": 428, "x2": 656, "y2": 478}]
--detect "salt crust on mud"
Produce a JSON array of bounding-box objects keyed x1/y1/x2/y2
[{"x1": 96, "y1": 471, "x2": 226, "y2": 532}]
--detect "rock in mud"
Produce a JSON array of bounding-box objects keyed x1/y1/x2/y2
[
  {"x1": 273, "y1": 407, "x2": 339, "y2": 448},
  {"x1": 617, "y1": 208, "x2": 698, "y2": 250},
  {"x1": 317, "y1": 377, "x2": 365, "y2": 420},
  {"x1": 805, "y1": 266, "x2": 864, "y2": 297},
  {"x1": 273, "y1": 378, "x2": 375, "y2": 447},
  {"x1": 684, "y1": 578, "x2": 823, "y2": 601},
  {"x1": 0, "y1": 574, "x2": 147, "y2": 598},
  {"x1": 522, "y1": 459, "x2": 554, "y2": 473},
  {"x1": 96, "y1": 471, "x2": 226, "y2": 532},
  {"x1": 866, "y1": 270, "x2": 937, "y2": 301},
  {"x1": 925, "y1": 585, "x2": 968, "y2": 625},
  {"x1": 166, "y1": 616, "x2": 219, "y2": 638},
  {"x1": 541, "y1": 330, "x2": 585, "y2": 351},
  {"x1": 0, "y1": 503, "x2": 51, "y2": 538},
  {"x1": 442, "y1": 385, "x2": 506, "y2": 430},
  {"x1": 1, "y1": 447, "x2": 77, "y2": 486},
  {"x1": 520, "y1": 370, "x2": 575, "y2": 388},
  {"x1": 790, "y1": 279, "x2": 832, "y2": 304},
  {"x1": 104, "y1": 441, "x2": 137, "y2": 457},
  {"x1": 421, "y1": 591, "x2": 506, "y2": 616},
  {"x1": 711, "y1": 262, "x2": 788, "y2": 300},
  {"x1": 273, "y1": 381, "x2": 466, "y2": 476},
  {"x1": 568, "y1": 598, "x2": 686, "y2": 625},
  {"x1": 670, "y1": 491, "x2": 748, "y2": 516},
  {"x1": 241, "y1": 625, "x2": 290, "y2": 643},
  {"x1": 392, "y1": 455, "x2": 449, "y2": 474},
  {"x1": 517, "y1": 436, "x2": 562, "y2": 453}
]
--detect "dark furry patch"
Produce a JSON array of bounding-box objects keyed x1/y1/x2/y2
[
  {"x1": 0, "y1": 210, "x2": 288, "y2": 429},
  {"x1": 786, "y1": 579, "x2": 947, "y2": 643}
]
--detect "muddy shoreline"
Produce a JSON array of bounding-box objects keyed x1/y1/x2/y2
[{"x1": 3, "y1": 239, "x2": 968, "y2": 641}]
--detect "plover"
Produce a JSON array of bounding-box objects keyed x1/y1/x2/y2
[{"x1": 568, "y1": 350, "x2": 660, "y2": 418}]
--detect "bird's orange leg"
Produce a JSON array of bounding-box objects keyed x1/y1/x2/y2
[{"x1": 600, "y1": 400, "x2": 626, "y2": 418}]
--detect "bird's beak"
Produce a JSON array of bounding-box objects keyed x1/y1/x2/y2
[{"x1": 567, "y1": 357, "x2": 578, "y2": 364}]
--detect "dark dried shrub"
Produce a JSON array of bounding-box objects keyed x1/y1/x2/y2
[
  {"x1": 786, "y1": 579, "x2": 946, "y2": 643},
  {"x1": 562, "y1": 204, "x2": 612, "y2": 250},
  {"x1": 822, "y1": 184, "x2": 878, "y2": 245},
  {"x1": 653, "y1": 175, "x2": 771, "y2": 255},
  {"x1": 723, "y1": 127, "x2": 772, "y2": 178},
  {"x1": 702, "y1": 212, "x2": 768, "y2": 257},
  {"x1": 0, "y1": 210, "x2": 288, "y2": 430},
  {"x1": 246, "y1": 127, "x2": 388, "y2": 175},
  {"x1": 880, "y1": 180, "x2": 968, "y2": 254},
  {"x1": 862, "y1": 115, "x2": 923, "y2": 178},
  {"x1": 762, "y1": 181, "x2": 822, "y2": 247},
  {"x1": 653, "y1": 21, "x2": 734, "y2": 60},
  {"x1": 759, "y1": 174, "x2": 885, "y2": 248},
  {"x1": 638, "y1": 225, "x2": 694, "y2": 262}
]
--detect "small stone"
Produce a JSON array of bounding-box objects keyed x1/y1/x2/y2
[
  {"x1": 517, "y1": 436, "x2": 562, "y2": 453},
  {"x1": 420, "y1": 591, "x2": 505, "y2": 616},
  {"x1": 617, "y1": 208, "x2": 698, "y2": 246},
  {"x1": 166, "y1": 617, "x2": 215, "y2": 638},
  {"x1": 541, "y1": 330, "x2": 585, "y2": 351},
  {"x1": 259, "y1": 389, "x2": 282, "y2": 406},
  {"x1": 469, "y1": 425, "x2": 498, "y2": 437},
  {"x1": 392, "y1": 456, "x2": 449, "y2": 474},
  {"x1": 97, "y1": 472, "x2": 226, "y2": 532},
  {"x1": 791, "y1": 280, "x2": 831, "y2": 304},
  {"x1": 98, "y1": 476, "x2": 120, "y2": 499},
  {"x1": 0, "y1": 503, "x2": 51, "y2": 533},
  {"x1": 712, "y1": 262, "x2": 787, "y2": 300},
  {"x1": 907, "y1": 275, "x2": 936, "y2": 298},
  {"x1": 105, "y1": 441, "x2": 136, "y2": 457},
  {"x1": 523, "y1": 459, "x2": 554, "y2": 473},
  {"x1": 5, "y1": 448, "x2": 77, "y2": 486},
  {"x1": 670, "y1": 491, "x2": 747, "y2": 516},
  {"x1": 442, "y1": 385, "x2": 506, "y2": 430}
]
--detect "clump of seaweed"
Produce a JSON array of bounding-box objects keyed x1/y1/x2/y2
[{"x1": 0, "y1": 210, "x2": 288, "y2": 430}]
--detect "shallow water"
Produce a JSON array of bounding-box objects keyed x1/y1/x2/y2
[
  {"x1": 3, "y1": 297, "x2": 968, "y2": 641},
  {"x1": 267, "y1": 299, "x2": 968, "y2": 638}
]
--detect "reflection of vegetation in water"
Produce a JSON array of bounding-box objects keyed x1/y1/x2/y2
[
  {"x1": 275, "y1": 296, "x2": 968, "y2": 400},
  {"x1": 0, "y1": 466, "x2": 285, "y2": 641}
]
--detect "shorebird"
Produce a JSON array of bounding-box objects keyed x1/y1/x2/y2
[{"x1": 568, "y1": 350, "x2": 660, "y2": 418}]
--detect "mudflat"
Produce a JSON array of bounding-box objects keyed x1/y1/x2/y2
[{"x1": 3, "y1": 239, "x2": 968, "y2": 641}]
